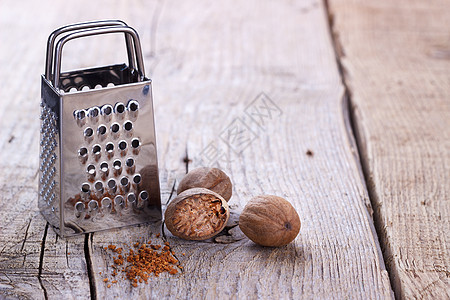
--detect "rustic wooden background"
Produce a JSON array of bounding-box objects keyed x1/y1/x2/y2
[{"x1": 0, "y1": 0, "x2": 448, "y2": 299}]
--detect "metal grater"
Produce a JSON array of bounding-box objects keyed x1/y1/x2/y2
[{"x1": 39, "y1": 20, "x2": 161, "y2": 237}]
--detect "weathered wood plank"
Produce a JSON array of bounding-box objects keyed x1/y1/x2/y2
[
  {"x1": 1, "y1": 0, "x2": 393, "y2": 299},
  {"x1": 0, "y1": 1, "x2": 157, "y2": 299},
  {"x1": 91, "y1": 0, "x2": 392, "y2": 298},
  {"x1": 0, "y1": 1, "x2": 94, "y2": 298},
  {"x1": 327, "y1": 0, "x2": 450, "y2": 298}
]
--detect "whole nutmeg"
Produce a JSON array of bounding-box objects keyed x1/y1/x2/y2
[
  {"x1": 239, "y1": 195, "x2": 300, "y2": 247},
  {"x1": 165, "y1": 188, "x2": 230, "y2": 240},
  {"x1": 177, "y1": 167, "x2": 232, "y2": 201}
]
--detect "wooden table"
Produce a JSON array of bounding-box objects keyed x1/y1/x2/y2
[{"x1": 0, "y1": 0, "x2": 448, "y2": 299}]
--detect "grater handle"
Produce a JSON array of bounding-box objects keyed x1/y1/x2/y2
[
  {"x1": 52, "y1": 25, "x2": 146, "y2": 90},
  {"x1": 45, "y1": 20, "x2": 136, "y2": 82}
]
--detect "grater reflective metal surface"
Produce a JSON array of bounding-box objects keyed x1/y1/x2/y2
[{"x1": 39, "y1": 20, "x2": 161, "y2": 237}]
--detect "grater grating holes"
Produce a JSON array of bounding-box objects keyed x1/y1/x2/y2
[
  {"x1": 101, "y1": 105, "x2": 113, "y2": 122},
  {"x1": 94, "y1": 181, "x2": 104, "y2": 198},
  {"x1": 114, "y1": 195, "x2": 125, "y2": 209},
  {"x1": 107, "y1": 178, "x2": 117, "y2": 195},
  {"x1": 102, "y1": 197, "x2": 112, "y2": 208},
  {"x1": 131, "y1": 138, "x2": 141, "y2": 154},
  {"x1": 105, "y1": 142, "x2": 114, "y2": 159},
  {"x1": 84, "y1": 127, "x2": 94, "y2": 143},
  {"x1": 139, "y1": 191, "x2": 149, "y2": 202},
  {"x1": 113, "y1": 159, "x2": 122, "y2": 176},
  {"x1": 88, "y1": 200, "x2": 98, "y2": 211},
  {"x1": 88, "y1": 107, "x2": 100, "y2": 123},
  {"x1": 71, "y1": 100, "x2": 152, "y2": 218},
  {"x1": 110, "y1": 122, "x2": 120, "y2": 139},
  {"x1": 114, "y1": 102, "x2": 126, "y2": 120},
  {"x1": 120, "y1": 176, "x2": 130, "y2": 193},
  {"x1": 75, "y1": 201, "x2": 85, "y2": 212},
  {"x1": 81, "y1": 183, "x2": 91, "y2": 201},
  {"x1": 75, "y1": 109, "x2": 87, "y2": 127},
  {"x1": 78, "y1": 147, "x2": 88, "y2": 164},
  {"x1": 127, "y1": 100, "x2": 139, "y2": 120},
  {"x1": 118, "y1": 140, "x2": 128, "y2": 156},
  {"x1": 100, "y1": 162, "x2": 109, "y2": 179},
  {"x1": 92, "y1": 144, "x2": 102, "y2": 161},
  {"x1": 97, "y1": 124, "x2": 107, "y2": 140},
  {"x1": 125, "y1": 157, "x2": 135, "y2": 174},
  {"x1": 81, "y1": 183, "x2": 90, "y2": 193},
  {"x1": 123, "y1": 121, "x2": 133, "y2": 138},
  {"x1": 86, "y1": 164, "x2": 96, "y2": 181},
  {"x1": 127, "y1": 193, "x2": 136, "y2": 203},
  {"x1": 39, "y1": 102, "x2": 58, "y2": 208},
  {"x1": 132, "y1": 173, "x2": 141, "y2": 186}
]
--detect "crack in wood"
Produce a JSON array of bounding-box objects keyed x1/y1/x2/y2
[
  {"x1": 22, "y1": 254, "x2": 26, "y2": 268},
  {"x1": 159, "y1": 226, "x2": 184, "y2": 275},
  {"x1": 37, "y1": 223, "x2": 48, "y2": 300},
  {"x1": 20, "y1": 218, "x2": 32, "y2": 252},
  {"x1": 418, "y1": 278, "x2": 444, "y2": 298},
  {"x1": 84, "y1": 233, "x2": 97, "y2": 300},
  {"x1": 65, "y1": 241, "x2": 69, "y2": 268},
  {"x1": 183, "y1": 145, "x2": 190, "y2": 174},
  {"x1": 164, "y1": 179, "x2": 177, "y2": 206},
  {"x1": 323, "y1": 0, "x2": 396, "y2": 298},
  {"x1": 162, "y1": 180, "x2": 177, "y2": 240}
]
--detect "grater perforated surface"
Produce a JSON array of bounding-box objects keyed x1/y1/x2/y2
[
  {"x1": 71, "y1": 100, "x2": 148, "y2": 219},
  {"x1": 39, "y1": 21, "x2": 161, "y2": 237},
  {"x1": 39, "y1": 102, "x2": 58, "y2": 213}
]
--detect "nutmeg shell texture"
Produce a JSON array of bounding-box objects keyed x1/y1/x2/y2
[
  {"x1": 177, "y1": 167, "x2": 232, "y2": 201},
  {"x1": 239, "y1": 195, "x2": 300, "y2": 247},
  {"x1": 165, "y1": 188, "x2": 230, "y2": 240}
]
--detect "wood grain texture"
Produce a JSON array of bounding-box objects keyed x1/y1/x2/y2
[
  {"x1": 327, "y1": 0, "x2": 450, "y2": 298},
  {"x1": 0, "y1": 0, "x2": 393, "y2": 299},
  {"x1": 0, "y1": 2, "x2": 92, "y2": 299},
  {"x1": 0, "y1": 1, "x2": 158, "y2": 299}
]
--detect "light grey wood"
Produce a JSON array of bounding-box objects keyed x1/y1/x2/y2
[
  {"x1": 92, "y1": 0, "x2": 392, "y2": 298},
  {"x1": 0, "y1": 2, "x2": 92, "y2": 299},
  {"x1": 327, "y1": 0, "x2": 450, "y2": 298},
  {"x1": 0, "y1": 0, "x2": 393, "y2": 299}
]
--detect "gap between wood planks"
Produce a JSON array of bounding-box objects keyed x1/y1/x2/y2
[
  {"x1": 323, "y1": 0, "x2": 397, "y2": 298},
  {"x1": 84, "y1": 233, "x2": 97, "y2": 300},
  {"x1": 38, "y1": 223, "x2": 49, "y2": 300}
]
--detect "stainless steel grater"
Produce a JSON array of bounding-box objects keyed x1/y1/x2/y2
[{"x1": 39, "y1": 20, "x2": 161, "y2": 237}]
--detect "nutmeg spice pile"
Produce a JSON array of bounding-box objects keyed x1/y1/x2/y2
[{"x1": 101, "y1": 236, "x2": 182, "y2": 288}]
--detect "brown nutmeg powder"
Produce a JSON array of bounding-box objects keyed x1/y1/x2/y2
[{"x1": 102, "y1": 238, "x2": 182, "y2": 288}]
